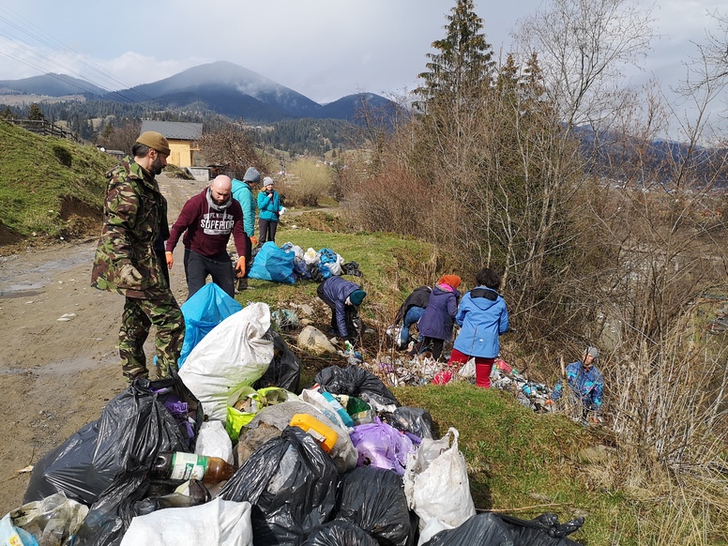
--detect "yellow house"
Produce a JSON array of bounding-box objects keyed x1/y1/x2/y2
[{"x1": 140, "y1": 120, "x2": 203, "y2": 168}]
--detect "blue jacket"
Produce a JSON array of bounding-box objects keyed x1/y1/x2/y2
[
  {"x1": 232, "y1": 179, "x2": 256, "y2": 237},
  {"x1": 257, "y1": 189, "x2": 282, "y2": 222},
  {"x1": 321, "y1": 276, "x2": 361, "y2": 338},
  {"x1": 552, "y1": 361, "x2": 604, "y2": 409},
  {"x1": 417, "y1": 284, "x2": 459, "y2": 341},
  {"x1": 453, "y1": 286, "x2": 509, "y2": 358}
]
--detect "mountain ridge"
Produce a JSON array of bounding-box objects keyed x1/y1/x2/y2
[{"x1": 0, "y1": 61, "x2": 398, "y2": 123}]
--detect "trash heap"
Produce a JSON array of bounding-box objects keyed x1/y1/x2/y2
[
  {"x1": 244, "y1": 241, "x2": 362, "y2": 285},
  {"x1": 3, "y1": 301, "x2": 584, "y2": 546},
  {"x1": 359, "y1": 352, "x2": 555, "y2": 414}
]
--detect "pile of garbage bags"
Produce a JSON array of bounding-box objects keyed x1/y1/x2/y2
[
  {"x1": 5, "y1": 301, "x2": 584, "y2": 546},
  {"x1": 247, "y1": 242, "x2": 362, "y2": 285}
]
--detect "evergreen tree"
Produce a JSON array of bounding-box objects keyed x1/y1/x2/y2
[
  {"x1": 28, "y1": 103, "x2": 44, "y2": 121},
  {"x1": 414, "y1": 0, "x2": 496, "y2": 111}
]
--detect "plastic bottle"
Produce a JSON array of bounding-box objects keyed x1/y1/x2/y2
[{"x1": 151, "y1": 452, "x2": 237, "y2": 484}]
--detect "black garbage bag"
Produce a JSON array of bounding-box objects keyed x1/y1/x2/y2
[
  {"x1": 314, "y1": 365, "x2": 400, "y2": 411},
  {"x1": 253, "y1": 328, "x2": 301, "y2": 393},
  {"x1": 387, "y1": 406, "x2": 434, "y2": 439},
  {"x1": 219, "y1": 426, "x2": 338, "y2": 545},
  {"x1": 495, "y1": 512, "x2": 584, "y2": 545},
  {"x1": 302, "y1": 519, "x2": 378, "y2": 546},
  {"x1": 422, "y1": 512, "x2": 584, "y2": 546},
  {"x1": 421, "y1": 513, "x2": 512, "y2": 545},
  {"x1": 72, "y1": 470, "x2": 149, "y2": 546},
  {"x1": 334, "y1": 467, "x2": 415, "y2": 546},
  {"x1": 24, "y1": 372, "x2": 203, "y2": 506}
]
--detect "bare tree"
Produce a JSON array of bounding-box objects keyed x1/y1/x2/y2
[
  {"x1": 516, "y1": 0, "x2": 654, "y2": 130},
  {"x1": 198, "y1": 121, "x2": 266, "y2": 180}
]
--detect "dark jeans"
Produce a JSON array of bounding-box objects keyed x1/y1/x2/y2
[
  {"x1": 317, "y1": 283, "x2": 361, "y2": 343},
  {"x1": 258, "y1": 218, "x2": 278, "y2": 244},
  {"x1": 184, "y1": 248, "x2": 235, "y2": 299},
  {"x1": 412, "y1": 336, "x2": 445, "y2": 361}
]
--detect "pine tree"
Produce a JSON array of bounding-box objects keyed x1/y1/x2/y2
[
  {"x1": 414, "y1": 0, "x2": 496, "y2": 111},
  {"x1": 28, "y1": 103, "x2": 44, "y2": 121}
]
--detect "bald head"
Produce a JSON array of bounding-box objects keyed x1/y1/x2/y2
[{"x1": 209, "y1": 175, "x2": 232, "y2": 205}]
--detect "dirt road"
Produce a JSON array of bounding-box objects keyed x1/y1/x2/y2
[{"x1": 0, "y1": 174, "x2": 203, "y2": 515}]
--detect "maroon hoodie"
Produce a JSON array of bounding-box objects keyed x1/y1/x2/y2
[{"x1": 166, "y1": 187, "x2": 248, "y2": 258}]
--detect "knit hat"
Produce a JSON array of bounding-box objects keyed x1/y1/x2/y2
[
  {"x1": 349, "y1": 289, "x2": 366, "y2": 306},
  {"x1": 263, "y1": 176, "x2": 274, "y2": 186},
  {"x1": 243, "y1": 167, "x2": 261, "y2": 183},
  {"x1": 439, "y1": 275, "x2": 461, "y2": 289},
  {"x1": 585, "y1": 346, "x2": 599, "y2": 360},
  {"x1": 135, "y1": 131, "x2": 170, "y2": 156}
]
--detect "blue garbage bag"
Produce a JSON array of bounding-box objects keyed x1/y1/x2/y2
[
  {"x1": 178, "y1": 283, "x2": 242, "y2": 367},
  {"x1": 248, "y1": 241, "x2": 296, "y2": 284}
]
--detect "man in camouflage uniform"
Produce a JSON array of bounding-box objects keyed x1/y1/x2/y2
[{"x1": 91, "y1": 131, "x2": 184, "y2": 381}]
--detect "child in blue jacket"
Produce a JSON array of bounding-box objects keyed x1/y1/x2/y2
[{"x1": 448, "y1": 267, "x2": 509, "y2": 388}]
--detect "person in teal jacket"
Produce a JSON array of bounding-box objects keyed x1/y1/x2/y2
[
  {"x1": 231, "y1": 166, "x2": 260, "y2": 289},
  {"x1": 257, "y1": 176, "x2": 283, "y2": 244},
  {"x1": 231, "y1": 167, "x2": 261, "y2": 241}
]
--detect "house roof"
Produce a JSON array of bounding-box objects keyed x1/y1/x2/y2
[{"x1": 140, "y1": 120, "x2": 203, "y2": 141}]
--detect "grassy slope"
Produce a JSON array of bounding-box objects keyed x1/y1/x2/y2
[
  {"x1": 0, "y1": 121, "x2": 115, "y2": 243},
  {"x1": 244, "y1": 224, "x2": 639, "y2": 545}
]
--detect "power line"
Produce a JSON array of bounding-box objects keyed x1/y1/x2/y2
[{"x1": 0, "y1": 2, "x2": 156, "y2": 102}]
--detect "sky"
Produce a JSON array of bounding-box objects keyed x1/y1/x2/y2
[{"x1": 0, "y1": 0, "x2": 725, "y2": 118}]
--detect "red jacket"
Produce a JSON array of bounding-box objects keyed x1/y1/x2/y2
[{"x1": 166, "y1": 188, "x2": 248, "y2": 258}]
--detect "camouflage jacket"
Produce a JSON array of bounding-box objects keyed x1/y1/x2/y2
[{"x1": 91, "y1": 157, "x2": 170, "y2": 294}]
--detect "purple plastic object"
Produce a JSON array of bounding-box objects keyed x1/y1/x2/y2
[{"x1": 349, "y1": 418, "x2": 417, "y2": 475}]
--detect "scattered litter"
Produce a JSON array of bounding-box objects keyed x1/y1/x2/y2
[{"x1": 57, "y1": 313, "x2": 76, "y2": 322}]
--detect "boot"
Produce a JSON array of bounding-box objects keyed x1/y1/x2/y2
[{"x1": 236, "y1": 277, "x2": 248, "y2": 292}]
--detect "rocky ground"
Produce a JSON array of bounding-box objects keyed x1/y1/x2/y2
[{"x1": 0, "y1": 173, "x2": 202, "y2": 516}]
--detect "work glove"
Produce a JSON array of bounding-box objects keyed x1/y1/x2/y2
[
  {"x1": 250, "y1": 236, "x2": 258, "y2": 246},
  {"x1": 118, "y1": 263, "x2": 143, "y2": 288},
  {"x1": 165, "y1": 251, "x2": 174, "y2": 269},
  {"x1": 235, "y1": 256, "x2": 246, "y2": 278}
]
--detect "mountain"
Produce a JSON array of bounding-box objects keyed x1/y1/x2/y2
[
  {"x1": 102, "y1": 61, "x2": 323, "y2": 121},
  {"x1": 94, "y1": 60, "x2": 395, "y2": 123},
  {"x1": 0, "y1": 73, "x2": 106, "y2": 97},
  {"x1": 0, "y1": 61, "x2": 400, "y2": 124}
]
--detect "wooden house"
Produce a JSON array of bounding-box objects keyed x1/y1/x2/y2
[{"x1": 140, "y1": 120, "x2": 203, "y2": 168}]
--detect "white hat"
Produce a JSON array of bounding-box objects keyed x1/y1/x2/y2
[{"x1": 263, "y1": 176, "x2": 274, "y2": 186}]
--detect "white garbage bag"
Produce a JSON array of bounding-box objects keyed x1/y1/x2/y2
[
  {"x1": 120, "y1": 497, "x2": 253, "y2": 546},
  {"x1": 195, "y1": 420, "x2": 235, "y2": 465},
  {"x1": 403, "y1": 427, "x2": 476, "y2": 538},
  {"x1": 180, "y1": 302, "x2": 274, "y2": 421}
]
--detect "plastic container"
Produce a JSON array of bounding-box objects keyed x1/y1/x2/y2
[
  {"x1": 152, "y1": 452, "x2": 237, "y2": 484},
  {"x1": 320, "y1": 391, "x2": 355, "y2": 427},
  {"x1": 289, "y1": 413, "x2": 339, "y2": 453}
]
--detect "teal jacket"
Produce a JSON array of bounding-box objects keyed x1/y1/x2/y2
[
  {"x1": 232, "y1": 178, "x2": 256, "y2": 237},
  {"x1": 257, "y1": 189, "x2": 282, "y2": 222}
]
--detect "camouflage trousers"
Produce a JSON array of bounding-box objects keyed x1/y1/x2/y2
[{"x1": 119, "y1": 290, "x2": 185, "y2": 381}]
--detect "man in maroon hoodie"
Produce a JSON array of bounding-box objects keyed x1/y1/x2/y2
[{"x1": 165, "y1": 175, "x2": 248, "y2": 299}]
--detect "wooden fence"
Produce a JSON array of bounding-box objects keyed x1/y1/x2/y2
[{"x1": 6, "y1": 119, "x2": 79, "y2": 142}]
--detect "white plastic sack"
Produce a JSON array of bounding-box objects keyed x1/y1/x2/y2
[
  {"x1": 195, "y1": 420, "x2": 234, "y2": 465},
  {"x1": 179, "y1": 302, "x2": 274, "y2": 421},
  {"x1": 403, "y1": 428, "x2": 476, "y2": 533},
  {"x1": 303, "y1": 248, "x2": 319, "y2": 265},
  {"x1": 323, "y1": 253, "x2": 345, "y2": 276},
  {"x1": 458, "y1": 358, "x2": 476, "y2": 379},
  {"x1": 120, "y1": 497, "x2": 253, "y2": 546}
]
